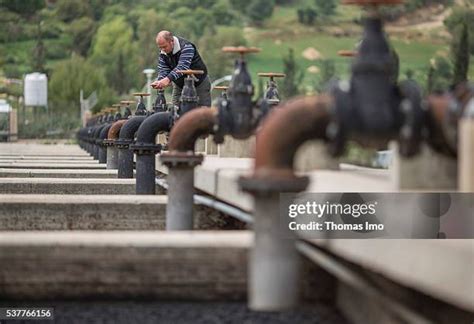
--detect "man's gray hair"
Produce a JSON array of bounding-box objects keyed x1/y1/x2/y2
[{"x1": 157, "y1": 30, "x2": 173, "y2": 42}]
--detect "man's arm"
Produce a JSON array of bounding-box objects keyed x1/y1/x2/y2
[
  {"x1": 166, "y1": 44, "x2": 195, "y2": 82},
  {"x1": 157, "y1": 54, "x2": 171, "y2": 81},
  {"x1": 152, "y1": 44, "x2": 195, "y2": 89}
]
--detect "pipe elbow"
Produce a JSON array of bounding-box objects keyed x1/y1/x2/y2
[
  {"x1": 118, "y1": 116, "x2": 147, "y2": 140},
  {"x1": 169, "y1": 107, "x2": 218, "y2": 152},
  {"x1": 255, "y1": 95, "x2": 332, "y2": 174},
  {"x1": 108, "y1": 120, "x2": 128, "y2": 140},
  {"x1": 99, "y1": 124, "x2": 112, "y2": 140},
  {"x1": 136, "y1": 112, "x2": 171, "y2": 144}
]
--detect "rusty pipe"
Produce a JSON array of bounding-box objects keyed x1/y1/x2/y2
[
  {"x1": 108, "y1": 120, "x2": 128, "y2": 140},
  {"x1": 161, "y1": 107, "x2": 218, "y2": 230},
  {"x1": 168, "y1": 107, "x2": 218, "y2": 152},
  {"x1": 239, "y1": 95, "x2": 332, "y2": 311},
  {"x1": 425, "y1": 83, "x2": 474, "y2": 157},
  {"x1": 255, "y1": 95, "x2": 332, "y2": 175},
  {"x1": 104, "y1": 119, "x2": 128, "y2": 169}
]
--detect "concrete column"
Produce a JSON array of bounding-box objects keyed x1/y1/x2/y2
[
  {"x1": 459, "y1": 118, "x2": 474, "y2": 192},
  {"x1": 166, "y1": 167, "x2": 194, "y2": 230},
  {"x1": 391, "y1": 142, "x2": 457, "y2": 190},
  {"x1": 106, "y1": 147, "x2": 118, "y2": 169},
  {"x1": 295, "y1": 140, "x2": 339, "y2": 171},
  {"x1": 9, "y1": 109, "x2": 18, "y2": 142},
  {"x1": 206, "y1": 137, "x2": 218, "y2": 155},
  {"x1": 250, "y1": 193, "x2": 300, "y2": 311},
  {"x1": 218, "y1": 136, "x2": 255, "y2": 158},
  {"x1": 195, "y1": 138, "x2": 206, "y2": 153}
]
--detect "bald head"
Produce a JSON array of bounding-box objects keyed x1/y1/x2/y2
[
  {"x1": 156, "y1": 30, "x2": 174, "y2": 54},
  {"x1": 157, "y1": 30, "x2": 173, "y2": 42}
]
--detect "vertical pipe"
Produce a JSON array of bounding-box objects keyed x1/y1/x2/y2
[
  {"x1": 250, "y1": 194, "x2": 300, "y2": 311},
  {"x1": 166, "y1": 167, "x2": 194, "y2": 230},
  {"x1": 118, "y1": 148, "x2": 134, "y2": 178},
  {"x1": 106, "y1": 147, "x2": 118, "y2": 169},
  {"x1": 98, "y1": 146, "x2": 107, "y2": 164},
  {"x1": 136, "y1": 154, "x2": 156, "y2": 194},
  {"x1": 93, "y1": 144, "x2": 99, "y2": 160}
]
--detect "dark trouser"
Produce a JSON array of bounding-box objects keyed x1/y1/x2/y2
[{"x1": 172, "y1": 76, "x2": 212, "y2": 108}]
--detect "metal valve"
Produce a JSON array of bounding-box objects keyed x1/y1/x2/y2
[
  {"x1": 327, "y1": 0, "x2": 424, "y2": 157},
  {"x1": 120, "y1": 100, "x2": 134, "y2": 118},
  {"x1": 132, "y1": 92, "x2": 150, "y2": 116},
  {"x1": 214, "y1": 46, "x2": 261, "y2": 143},
  {"x1": 258, "y1": 72, "x2": 285, "y2": 105},
  {"x1": 176, "y1": 69, "x2": 204, "y2": 116}
]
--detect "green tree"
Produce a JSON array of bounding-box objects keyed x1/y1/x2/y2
[
  {"x1": 281, "y1": 48, "x2": 304, "y2": 98},
  {"x1": 445, "y1": 6, "x2": 474, "y2": 55},
  {"x1": 136, "y1": 9, "x2": 176, "y2": 75},
  {"x1": 31, "y1": 19, "x2": 46, "y2": 72},
  {"x1": 55, "y1": 0, "x2": 92, "y2": 23},
  {"x1": 199, "y1": 27, "x2": 247, "y2": 79},
  {"x1": 49, "y1": 55, "x2": 115, "y2": 115},
  {"x1": 314, "y1": 0, "x2": 336, "y2": 18},
  {"x1": 246, "y1": 0, "x2": 275, "y2": 26},
  {"x1": 211, "y1": 0, "x2": 240, "y2": 26},
  {"x1": 90, "y1": 16, "x2": 139, "y2": 94},
  {"x1": 0, "y1": 0, "x2": 44, "y2": 18},
  {"x1": 452, "y1": 22, "x2": 470, "y2": 85},
  {"x1": 68, "y1": 17, "x2": 97, "y2": 56},
  {"x1": 170, "y1": 7, "x2": 216, "y2": 39},
  {"x1": 297, "y1": 7, "x2": 317, "y2": 25},
  {"x1": 427, "y1": 57, "x2": 453, "y2": 93},
  {"x1": 315, "y1": 59, "x2": 336, "y2": 92}
]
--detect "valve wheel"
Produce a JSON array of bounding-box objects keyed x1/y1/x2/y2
[
  {"x1": 133, "y1": 92, "x2": 151, "y2": 97},
  {"x1": 342, "y1": 0, "x2": 403, "y2": 5},
  {"x1": 337, "y1": 50, "x2": 358, "y2": 57},
  {"x1": 258, "y1": 73, "x2": 286, "y2": 78},
  {"x1": 176, "y1": 69, "x2": 204, "y2": 75},
  {"x1": 222, "y1": 46, "x2": 261, "y2": 55}
]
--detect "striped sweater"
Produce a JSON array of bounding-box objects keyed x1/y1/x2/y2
[{"x1": 157, "y1": 40, "x2": 195, "y2": 82}]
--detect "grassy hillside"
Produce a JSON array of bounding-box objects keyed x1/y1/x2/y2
[{"x1": 244, "y1": 2, "x2": 473, "y2": 92}]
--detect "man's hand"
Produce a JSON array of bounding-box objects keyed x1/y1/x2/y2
[{"x1": 151, "y1": 77, "x2": 171, "y2": 89}]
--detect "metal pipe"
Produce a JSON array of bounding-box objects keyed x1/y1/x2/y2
[
  {"x1": 115, "y1": 116, "x2": 147, "y2": 178},
  {"x1": 193, "y1": 195, "x2": 254, "y2": 224},
  {"x1": 167, "y1": 108, "x2": 217, "y2": 151},
  {"x1": 166, "y1": 166, "x2": 195, "y2": 230},
  {"x1": 105, "y1": 119, "x2": 127, "y2": 169},
  {"x1": 255, "y1": 95, "x2": 331, "y2": 171},
  {"x1": 155, "y1": 178, "x2": 254, "y2": 224},
  {"x1": 239, "y1": 95, "x2": 332, "y2": 311},
  {"x1": 132, "y1": 112, "x2": 171, "y2": 194},
  {"x1": 160, "y1": 108, "x2": 217, "y2": 230},
  {"x1": 92, "y1": 125, "x2": 105, "y2": 160},
  {"x1": 98, "y1": 124, "x2": 112, "y2": 164},
  {"x1": 251, "y1": 192, "x2": 301, "y2": 311}
]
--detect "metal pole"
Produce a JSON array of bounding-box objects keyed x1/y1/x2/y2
[
  {"x1": 166, "y1": 166, "x2": 194, "y2": 230},
  {"x1": 143, "y1": 69, "x2": 155, "y2": 110}
]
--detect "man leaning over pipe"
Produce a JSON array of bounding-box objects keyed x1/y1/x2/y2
[{"x1": 151, "y1": 30, "x2": 212, "y2": 107}]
